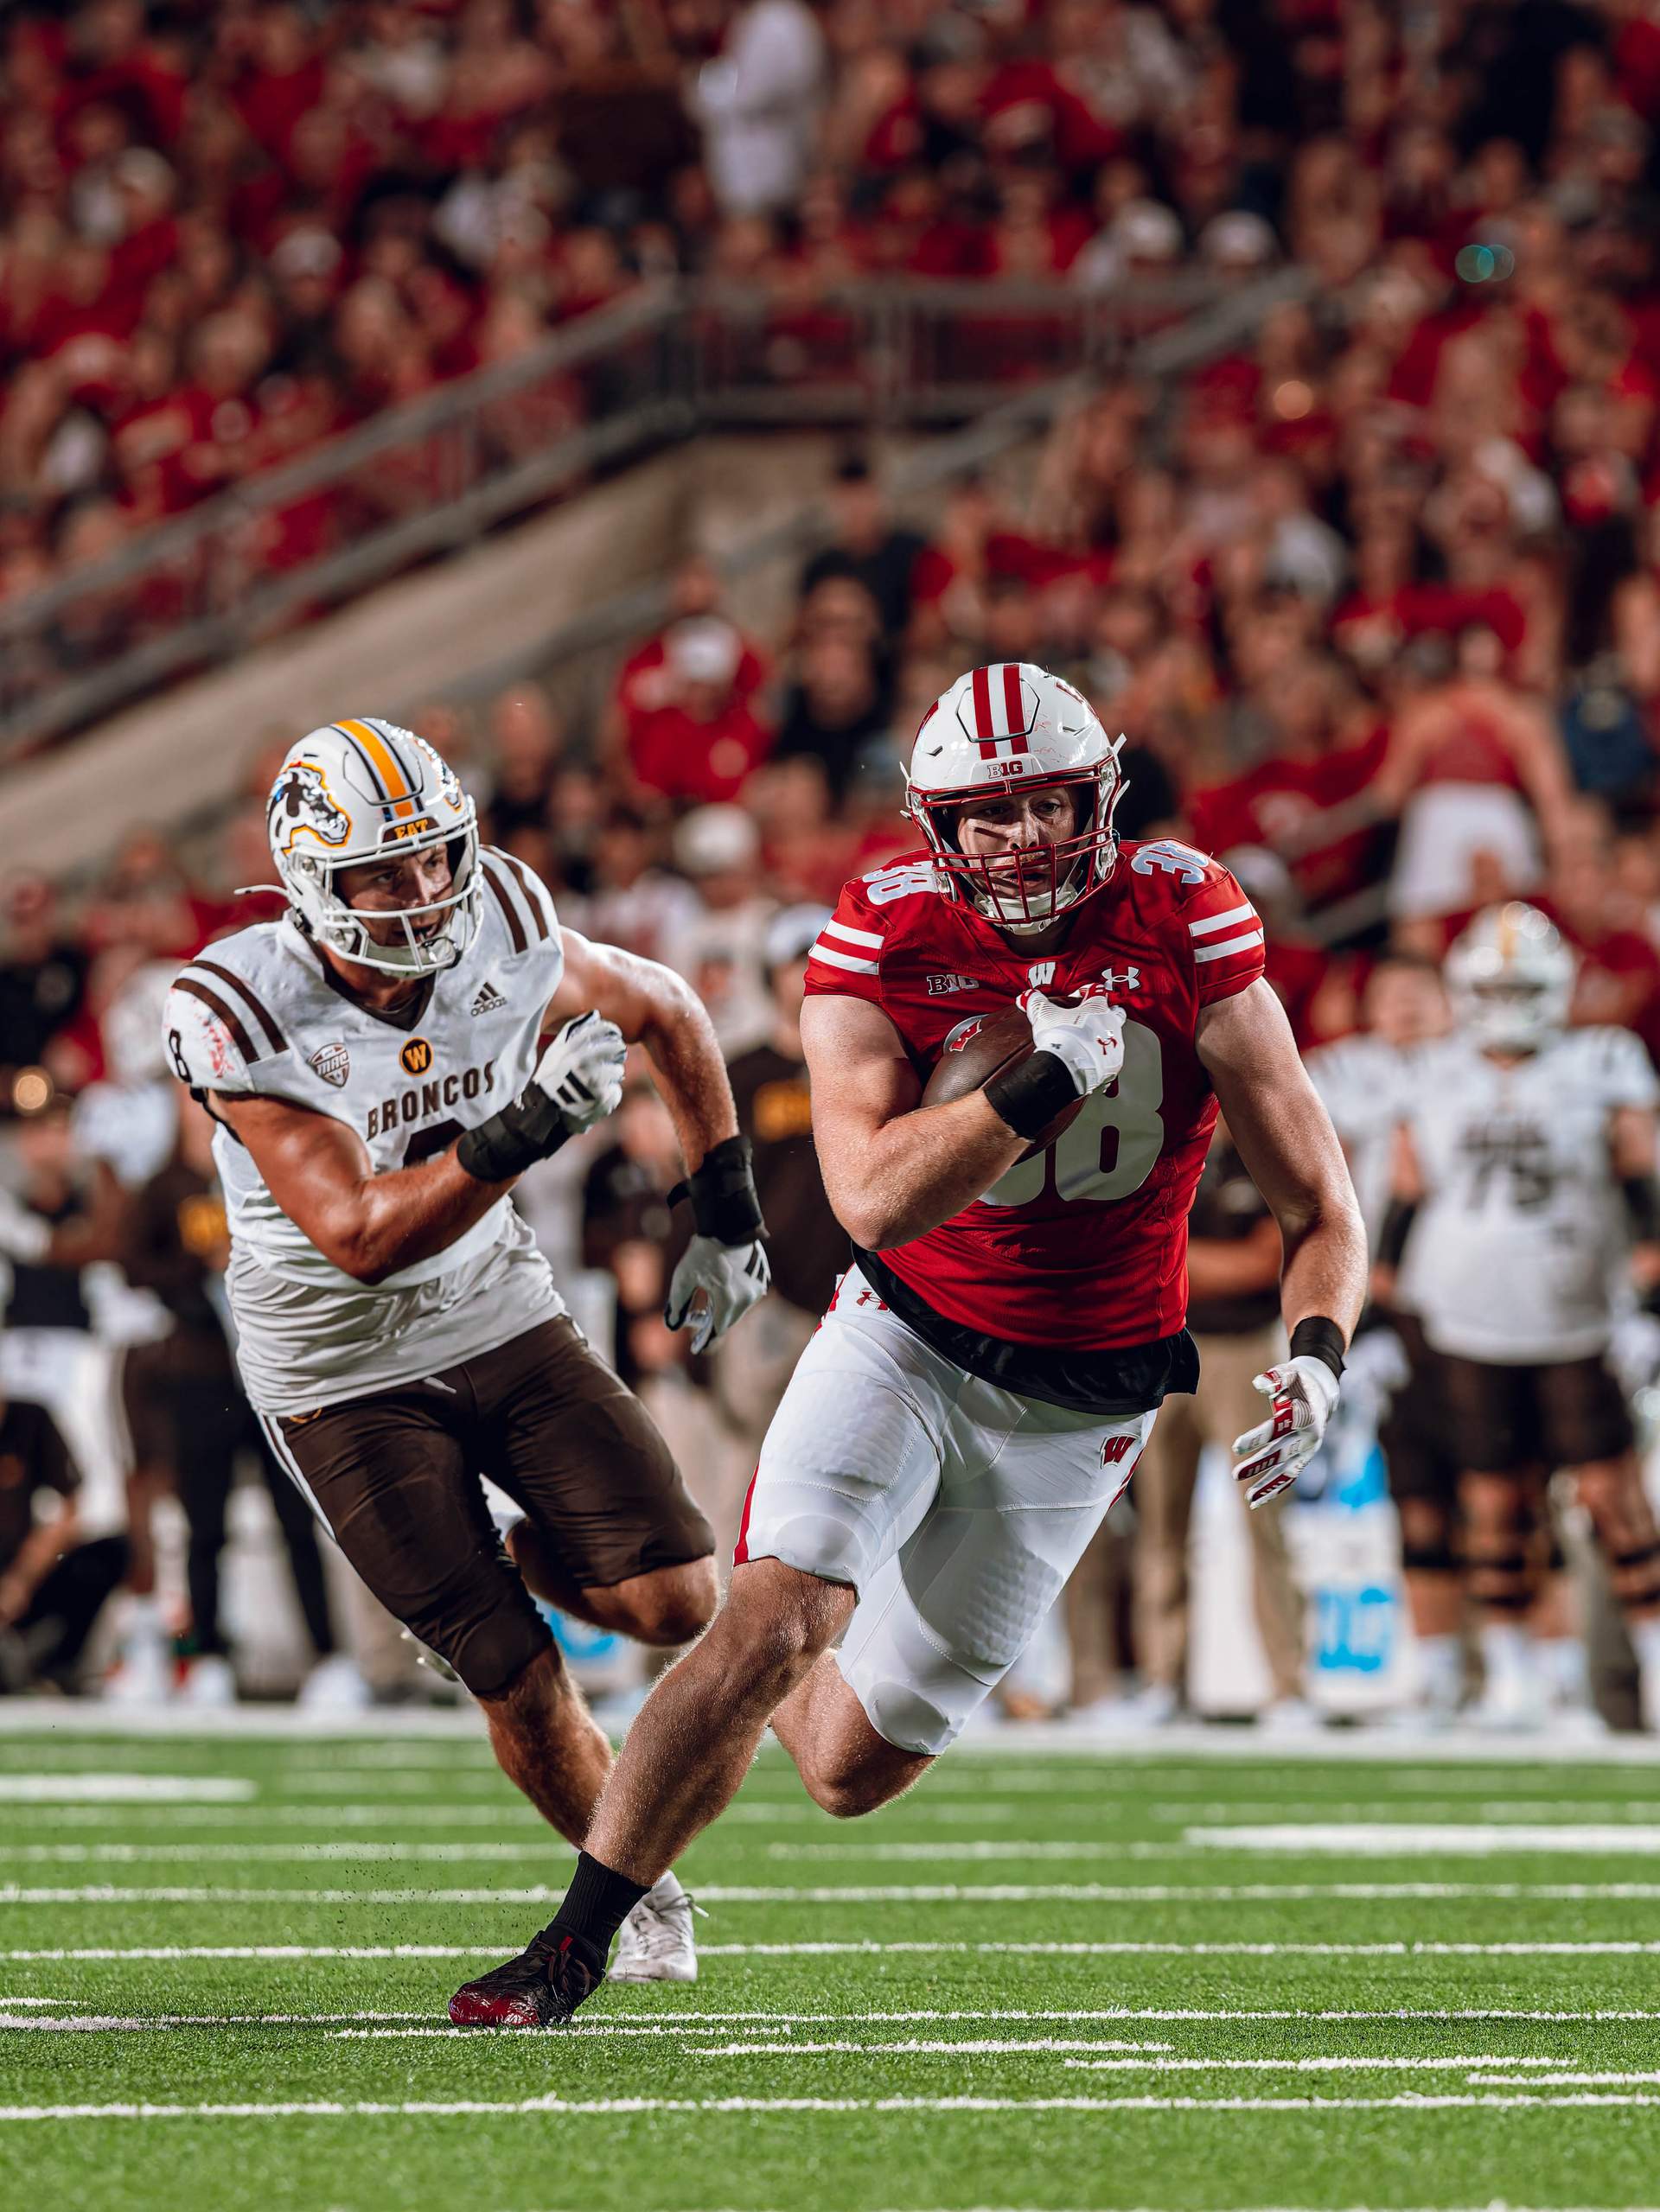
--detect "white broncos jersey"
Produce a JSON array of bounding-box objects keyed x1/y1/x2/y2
[
  {"x1": 162, "y1": 850, "x2": 566, "y2": 1414},
  {"x1": 1405, "y1": 1025, "x2": 1658, "y2": 1364},
  {"x1": 1307, "y1": 1033, "x2": 1413, "y2": 1251}
]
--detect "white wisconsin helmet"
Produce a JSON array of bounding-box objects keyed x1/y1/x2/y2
[
  {"x1": 268, "y1": 718, "x2": 481, "y2": 975},
  {"x1": 1446, "y1": 901, "x2": 1575, "y2": 1053},
  {"x1": 905, "y1": 663, "x2": 1126, "y2": 933}
]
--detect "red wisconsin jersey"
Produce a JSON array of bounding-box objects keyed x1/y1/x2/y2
[{"x1": 804, "y1": 840, "x2": 1266, "y2": 1350}]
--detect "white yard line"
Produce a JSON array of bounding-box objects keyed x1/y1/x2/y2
[
  {"x1": 10, "y1": 1937, "x2": 1660, "y2": 1962},
  {"x1": 0, "y1": 1803, "x2": 549, "y2": 1828},
  {"x1": 1152, "y1": 1802, "x2": 1660, "y2": 1822},
  {"x1": 11, "y1": 1703, "x2": 1660, "y2": 1761},
  {"x1": 3, "y1": 2092, "x2": 1660, "y2": 2120},
  {"x1": 705, "y1": 2049, "x2": 1574, "y2": 2067},
  {"x1": 1186, "y1": 1823, "x2": 1660, "y2": 1854},
  {"x1": 13, "y1": 1859, "x2": 1660, "y2": 1900},
  {"x1": 0, "y1": 1775, "x2": 252, "y2": 1803}
]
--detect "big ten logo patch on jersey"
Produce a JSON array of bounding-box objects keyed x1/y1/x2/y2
[
  {"x1": 367, "y1": 1061, "x2": 495, "y2": 1139},
  {"x1": 400, "y1": 1038, "x2": 434, "y2": 1076},
  {"x1": 1131, "y1": 839, "x2": 1208, "y2": 885},
  {"x1": 310, "y1": 1042, "x2": 350, "y2": 1089},
  {"x1": 927, "y1": 972, "x2": 979, "y2": 995},
  {"x1": 753, "y1": 1077, "x2": 813, "y2": 1144}
]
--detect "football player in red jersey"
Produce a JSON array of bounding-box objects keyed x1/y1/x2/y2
[{"x1": 450, "y1": 662, "x2": 1367, "y2": 2027}]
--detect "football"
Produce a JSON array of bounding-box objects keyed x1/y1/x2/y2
[{"x1": 920, "y1": 1001, "x2": 1084, "y2": 1158}]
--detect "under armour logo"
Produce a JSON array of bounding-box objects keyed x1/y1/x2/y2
[{"x1": 1099, "y1": 966, "x2": 1140, "y2": 993}]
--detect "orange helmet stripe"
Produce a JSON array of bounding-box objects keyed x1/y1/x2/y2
[{"x1": 336, "y1": 717, "x2": 412, "y2": 801}]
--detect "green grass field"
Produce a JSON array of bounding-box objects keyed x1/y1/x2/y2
[{"x1": 3, "y1": 1717, "x2": 1660, "y2": 2211}]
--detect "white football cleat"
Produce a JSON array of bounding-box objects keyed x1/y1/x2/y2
[
  {"x1": 179, "y1": 1654, "x2": 238, "y2": 1708},
  {"x1": 1257, "y1": 1696, "x2": 1323, "y2": 1735},
  {"x1": 297, "y1": 1654, "x2": 373, "y2": 1712},
  {"x1": 610, "y1": 1871, "x2": 699, "y2": 1984}
]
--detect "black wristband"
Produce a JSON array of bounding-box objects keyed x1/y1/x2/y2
[
  {"x1": 456, "y1": 1090, "x2": 571, "y2": 1183},
  {"x1": 1623, "y1": 1175, "x2": 1660, "y2": 1241},
  {"x1": 982, "y1": 1051, "x2": 1080, "y2": 1142},
  {"x1": 668, "y1": 1133, "x2": 766, "y2": 1245},
  {"x1": 1289, "y1": 1315, "x2": 1347, "y2": 1380}
]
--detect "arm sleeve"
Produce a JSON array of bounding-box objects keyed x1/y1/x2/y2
[
  {"x1": 1176, "y1": 861, "x2": 1267, "y2": 1006},
  {"x1": 802, "y1": 878, "x2": 886, "y2": 1007}
]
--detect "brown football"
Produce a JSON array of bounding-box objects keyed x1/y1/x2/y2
[{"x1": 921, "y1": 1002, "x2": 1084, "y2": 1160}]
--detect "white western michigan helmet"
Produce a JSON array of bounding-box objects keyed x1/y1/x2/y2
[
  {"x1": 1445, "y1": 901, "x2": 1575, "y2": 1054},
  {"x1": 267, "y1": 717, "x2": 482, "y2": 975},
  {"x1": 905, "y1": 663, "x2": 1126, "y2": 933}
]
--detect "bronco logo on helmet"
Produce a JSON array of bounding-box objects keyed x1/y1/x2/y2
[{"x1": 271, "y1": 762, "x2": 351, "y2": 851}]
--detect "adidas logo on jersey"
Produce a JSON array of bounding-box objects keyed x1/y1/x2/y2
[{"x1": 469, "y1": 980, "x2": 508, "y2": 1017}]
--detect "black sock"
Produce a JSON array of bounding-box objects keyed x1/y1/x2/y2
[{"x1": 551, "y1": 1850, "x2": 650, "y2": 1966}]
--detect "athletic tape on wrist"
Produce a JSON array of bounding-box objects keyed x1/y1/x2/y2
[
  {"x1": 668, "y1": 1133, "x2": 765, "y2": 1246},
  {"x1": 982, "y1": 1050, "x2": 1080, "y2": 1142},
  {"x1": 1288, "y1": 1314, "x2": 1347, "y2": 1380},
  {"x1": 456, "y1": 1093, "x2": 570, "y2": 1182}
]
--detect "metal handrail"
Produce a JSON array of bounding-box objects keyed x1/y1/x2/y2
[
  {"x1": 0, "y1": 269, "x2": 1313, "y2": 761},
  {"x1": 0, "y1": 285, "x2": 682, "y2": 644}
]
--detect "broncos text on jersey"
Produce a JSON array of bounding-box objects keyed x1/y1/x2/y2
[
  {"x1": 803, "y1": 839, "x2": 1266, "y2": 1350},
  {"x1": 160, "y1": 848, "x2": 566, "y2": 1415}
]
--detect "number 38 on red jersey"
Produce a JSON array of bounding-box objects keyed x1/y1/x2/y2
[{"x1": 804, "y1": 840, "x2": 1266, "y2": 1352}]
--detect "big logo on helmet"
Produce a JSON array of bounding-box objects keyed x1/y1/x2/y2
[{"x1": 271, "y1": 762, "x2": 350, "y2": 850}]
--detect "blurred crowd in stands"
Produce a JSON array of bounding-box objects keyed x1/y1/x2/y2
[{"x1": 13, "y1": 0, "x2": 1660, "y2": 1718}]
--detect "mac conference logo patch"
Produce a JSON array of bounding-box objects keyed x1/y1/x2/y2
[
  {"x1": 400, "y1": 1037, "x2": 434, "y2": 1076},
  {"x1": 309, "y1": 1042, "x2": 350, "y2": 1089}
]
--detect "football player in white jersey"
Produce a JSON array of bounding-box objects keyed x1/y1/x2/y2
[
  {"x1": 162, "y1": 717, "x2": 770, "y2": 1980},
  {"x1": 1384, "y1": 902, "x2": 1660, "y2": 1728},
  {"x1": 1308, "y1": 952, "x2": 1467, "y2": 1718}
]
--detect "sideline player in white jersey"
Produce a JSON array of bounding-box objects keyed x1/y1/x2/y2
[
  {"x1": 1383, "y1": 902, "x2": 1660, "y2": 1728},
  {"x1": 448, "y1": 662, "x2": 1366, "y2": 2028},
  {"x1": 162, "y1": 717, "x2": 770, "y2": 1980},
  {"x1": 1308, "y1": 953, "x2": 1469, "y2": 1718}
]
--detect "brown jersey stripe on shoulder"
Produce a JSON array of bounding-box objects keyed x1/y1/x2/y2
[
  {"x1": 493, "y1": 849, "x2": 551, "y2": 942},
  {"x1": 173, "y1": 978, "x2": 257, "y2": 1068},
  {"x1": 482, "y1": 859, "x2": 528, "y2": 954},
  {"x1": 186, "y1": 957, "x2": 286, "y2": 1057}
]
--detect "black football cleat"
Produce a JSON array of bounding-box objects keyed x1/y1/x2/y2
[{"x1": 449, "y1": 1922, "x2": 604, "y2": 2029}]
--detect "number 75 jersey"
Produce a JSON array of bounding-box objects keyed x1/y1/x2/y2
[
  {"x1": 804, "y1": 841, "x2": 1266, "y2": 1351},
  {"x1": 1404, "y1": 1026, "x2": 1658, "y2": 1364}
]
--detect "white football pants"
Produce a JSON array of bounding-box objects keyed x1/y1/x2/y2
[{"x1": 738, "y1": 1265, "x2": 1155, "y2": 1754}]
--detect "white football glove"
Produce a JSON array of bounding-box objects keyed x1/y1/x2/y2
[
  {"x1": 533, "y1": 1010, "x2": 626, "y2": 1134},
  {"x1": 1018, "y1": 986, "x2": 1127, "y2": 1098},
  {"x1": 665, "y1": 1234, "x2": 770, "y2": 1355},
  {"x1": 1231, "y1": 1355, "x2": 1341, "y2": 1509}
]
